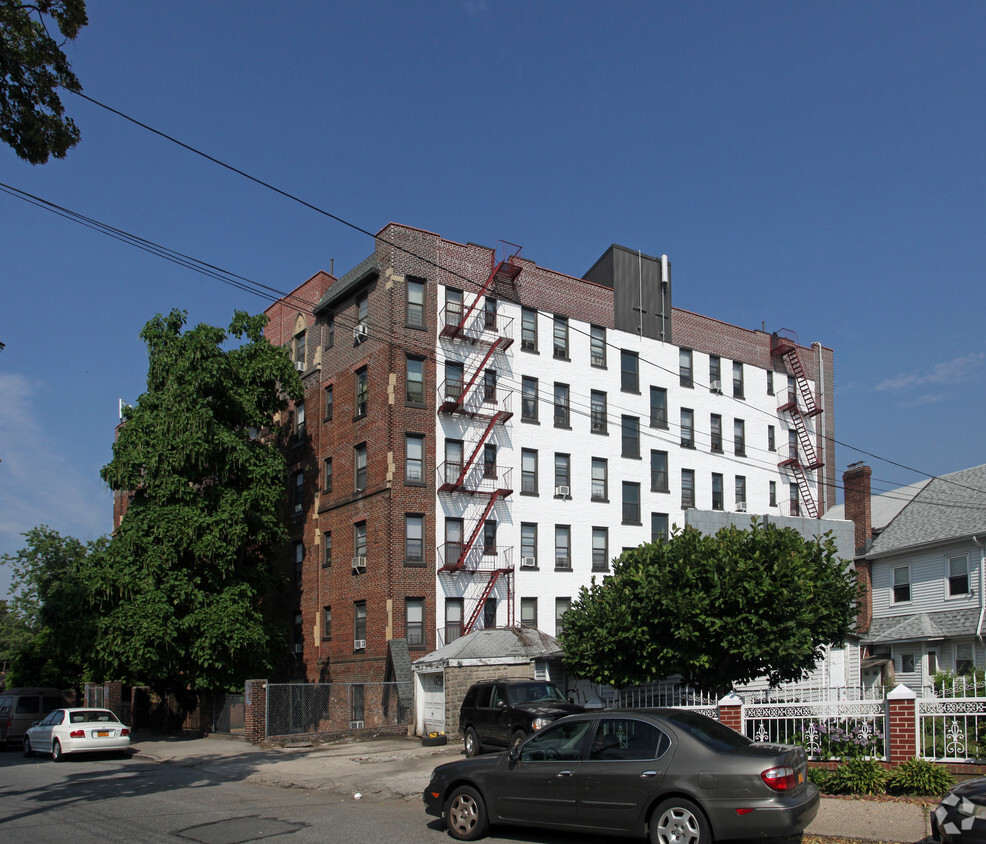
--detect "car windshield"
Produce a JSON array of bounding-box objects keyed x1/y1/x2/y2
[
  {"x1": 506, "y1": 682, "x2": 567, "y2": 706},
  {"x1": 69, "y1": 710, "x2": 120, "y2": 724},
  {"x1": 662, "y1": 709, "x2": 753, "y2": 752}
]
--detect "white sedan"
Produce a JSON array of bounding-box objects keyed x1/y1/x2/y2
[{"x1": 23, "y1": 708, "x2": 131, "y2": 761}]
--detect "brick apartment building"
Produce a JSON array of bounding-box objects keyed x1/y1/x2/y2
[{"x1": 263, "y1": 223, "x2": 836, "y2": 686}]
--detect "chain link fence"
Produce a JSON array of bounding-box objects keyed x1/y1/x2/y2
[{"x1": 265, "y1": 683, "x2": 411, "y2": 741}]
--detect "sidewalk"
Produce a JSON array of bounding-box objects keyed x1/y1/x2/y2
[{"x1": 130, "y1": 734, "x2": 932, "y2": 841}]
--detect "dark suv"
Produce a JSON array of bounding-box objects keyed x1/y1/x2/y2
[{"x1": 459, "y1": 679, "x2": 584, "y2": 756}]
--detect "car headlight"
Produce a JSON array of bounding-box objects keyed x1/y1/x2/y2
[{"x1": 531, "y1": 717, "x2": 552, "y2": 731}]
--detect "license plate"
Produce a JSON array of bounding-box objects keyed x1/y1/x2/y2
[{"x1": 95, "y1": 730, "x2": 110, "y2": 737}]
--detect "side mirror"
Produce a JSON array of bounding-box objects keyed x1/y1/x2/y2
[
  {"x1": 508, "y1": 745, "x2": 521, "y2": 763},
  {"x1": 31, "y1": 721, "x2": 40, "y2": 727}
]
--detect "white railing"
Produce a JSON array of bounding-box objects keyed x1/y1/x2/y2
[
  {"x1": 919, "y1": 696, "x2": 986, "y2": 761},
  {"x1": 743, "y1": 700, "x2": 886, "y2": 760}
]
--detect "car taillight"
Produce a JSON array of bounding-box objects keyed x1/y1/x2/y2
[
  {"x1": 761, "y1": 766, "x2": 798, "y2": 791},
  {"x1": 121, "y1": 728, "x2": 130, "y2": 737},
  {"x1": 70, "y1": 729, "x2": 85, "y2": 738}
]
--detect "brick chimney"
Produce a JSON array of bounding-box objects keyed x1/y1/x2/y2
[{"x1": 843, "y1": 462, "x2": 873, "y2": 634}]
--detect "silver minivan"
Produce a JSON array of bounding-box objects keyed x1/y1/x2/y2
[{"x1": 0, "y1": 688, "x2": 66, "y2": 743}]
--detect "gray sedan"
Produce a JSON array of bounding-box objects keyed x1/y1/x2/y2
[{"x1": 423, "y1": 708, "x2": 818, "y2": 842}]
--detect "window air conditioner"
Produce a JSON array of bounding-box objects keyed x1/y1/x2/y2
[
  {"x1": 555, "y1": 485, "x2": 570, "y2": 497},
  {"x1": 353, "y1": 324, "x2": 368, "y2": 344},
  {"x1": 710, "y1": 380, "x2": 722, "y2": 393},
  {"x1": 521, "y1": 556, "x2": 537, "y2": 568},
  {"x1": 736, "y1": 503, "x2": 748, "y2": 513},
  {"x1": 353, "y1": 639, "x2": 367, "y2": 650},
  {"x1": 352, "y1": 556, "x2": 367, "y2": 573},
  {"x1": 294, "y1": 360, "x2": 305, "y2": 372},
  {"x1": 349, "y1": 720, "x2": 365, "y2": 729}
]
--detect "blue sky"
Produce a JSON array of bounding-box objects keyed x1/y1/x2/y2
[{"x1": 1, "y1": 1, "x2": 984, "y2": 589}]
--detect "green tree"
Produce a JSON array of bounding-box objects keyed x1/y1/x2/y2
[
  {"x1": 0, "y1": 525, "x2": 103, "y2": 688},
  {"x1": 559, "y1": 523, "x2": 860, "y2": 696},
  {"x1": 0, "y1": 0, "x2": 88, "y2": 164},
  {"x1": 92, "y1": 309, "x2": 302, "y2": 697}
]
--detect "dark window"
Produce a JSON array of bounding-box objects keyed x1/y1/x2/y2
[
  {"x1": 712, "y1": 473, "x2": 723, "y2": 510},
  {"x1": 554, "y1": 383, "x2": 570, "y2": 427},
  {"x1": 553, "y1": 316, "x2": 569, "y2": 359},
  {"x1": 590, "y1": 325, "x2": 606, "y2": 367},
  {"x1": 405, "y1": 514, "x2": 424, "y2": 563},
  {"x1": 522, "y1": 377, "x2": 538, "y2": 422},
  {"x1": 521, "y1": 307, "x2": 538, "y2": 351},
  {"x1": 650, "y1": 387, "x2": 668, "y2": 428},
  {"x1": 406, "y1": 357, "x2": 425, "y2": 404},
  {"x1": 406, "y1": 598, "x2": 424, "y2": 646},
  {"x1": 406, "y1": 278, "x2": 425, "y2": 327},
  {"x1": 355, "y1": 367, "x2": 368, "y2": 417},
  {"x1": 622, "y1": 416, "x2": 640, "y2": 458},
  {"x1": 651, "y1": 450, "x2": 669, "y2": 492},
  {"x1": 622, "y1": 482, "x2": 641, "y2": 524},
  {"x1": 591, "y1": 390, "x2": 607, "y2": 434},
  {"x1": 893, "y1": 566, "x2": 910, "y2": 603},
  {"x1": 324, "y1": 384, "x2": 333, "y2": 420},
  {"x1": 679, "y1": 349, "x2": 693, "y2": 387},
  {"x1": 950, "y1": 555, "x2": 970, "y2": 596},
  {"x1": 621, "y1": 350, "x2": 639, "y2": 392}
]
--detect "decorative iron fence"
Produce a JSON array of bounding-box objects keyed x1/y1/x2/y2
[
  {"x1": 265, "y1": 683, "x2": 411, "y2": 740},
  {"x1": 919, "y1": 695, "x2": 986, "y2": 761},
  {"x1": 743, "y1": 700, "x2": 886, "y2": 760}
]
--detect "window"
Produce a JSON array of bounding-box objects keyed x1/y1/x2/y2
[
  {"x1": 650, "y1": 386, "x2": 668, "y2": 428},
  {"x1": 406, "y1": 277, "x2": 425, "y2": 327},
  {"x1": 622, "y1": 415, "x2": 640, "y2": 458},
  {"x1": 522, "y1": 376, "x2": 539, "y2": 422},
  {"x1": 483, "y1": 598, "x2": 497, "y2": 630},
  {"x1": 483, "y1": 296, "x2": 497, "y2": 330},
  {"x1": 353, "y1": 522, "x2": 367, "y2": 567},
  {"x1": 293, "y1": 540, "x2": 304, "y2": 587},
  {"x1": 554, "y1": 383, "x2": 570, "y2": 427},
  {"x1": 621, "y1": 350, "x2": 639, "y2": 392},
  {"x1": 956, "y1": 643, "x2": 974, "y2": 675},
  {"x1": 322, "y1": 531, "x2": 332, "y2": 567},
  {"x1": 590, "y1": 325, "x2": 606, "y2": 367},
  {"x1": 769, "y1": 480, "x2": 777, "y2": 507},
  {"x1": 734, "y1": 419, "x2": 746, "y2": 457},
  {"x1": 406, "y1": 598, "x2": 424, "y2": 646},
  {"x1": 405, "y1": 434, "x2": 424, "y2": 484},
  {"x1": 681, "y1": 469, "x2": 695, "y2": 508},
  {"x1": 483, "y1": 443, "x2": 497, "y2": 479},
  {"x1": 405, "y1": 514, "x2": 424, "y2": 563},
  {"x1": 322, "y1": 605, "x2": 331, "y2": 640},
  {"x1": 680, "y1": 408, "x2": 694, "y2": 448},
  {"x1": 356, "y1": 295, "x2": 368, "y2": 330},
  {"x1": 651, "y1": 450, "x2": 669, "y2": 492},
  {"x1": 553, "y1": 316, "x2": 569, "y2": 359},
  {"x1": 591, "y1": 458, "x2": 608, "y2": 501},
  {"x1": 406, "y1": 357, "x2": 425, "y2": 404},
  {"x1": 445, "y1": 287, "x2": 463, "y2": 326},
  {"x1": 323, "y1": 457, "x2": 333, "y2": 492},
  {"x1": 767, "y1": 370, "x2": 774, "y2": 396},
  {"x1": 444, "y1": 439, "x2": 463, "y2": 486},
  {"x1": 651, "y1": 513, "x2": 669, "y2": 544},
  {"x1": 354, "y1": 444, "x2": 367, "y2": 492},
  {"x1": 521, "y1": 449, "x2": 538, "y2": 495},
  {"x1": 901, "y1": 653, "x2": 915, "y2": 673},
  {"x1": 326, "y1": 315, "x2": 334, "y2": 348},
  {"x1": 928, "y1": 651, "x2": 937, "y2": 674},
  {"x1": 732, "y1": 361, "x2": 745, "y2": 398},
  {"x1": 293, "y1": 471, "x2": 304, "y2": 514},
  {"x1": 710, "y1": 414, "x2": 722, "y2": 452},
  {"x1": 622, "y1": 482, "x2": 641, "y2": 524},
  {"x1": 355, "y1": 367, "x2": 368, "y2": 418},
  {"x1": 555, "y1": 525, "x2": 571, "y2": 570},
  {"x1": 444, "y1": 361, "x2": 463, "y2": 402},
  {"x1": 294, "y1": 329, "x2": 306, "y2": 366},
  {"x1": 294, "y1": 401, "x2": 306, "y2": 440},
  {"x1": 591, "y1": 390, "x2": 607, "y2": 434},
  {"x1": 788, "y1": 429, "x2": 799, "y2": 463},
  {"x1": 354, "y1": 601, "x2": 367, "y2": 648},
  {"x1": 735, "y1": 476, "x2": 747, "y2": 511},
  {"x1": 679, "y1": 348, "x2": 693, "y2": 388},
  {"x1": 712, "y1": 474, "x2": 724, "y2": 510},
  {"x1": 592, "y1": 527, "x2": 609, "y2": 571},
  {"x1": 555, "y1": 598, "x2": 571, "y2": 636},
  {"x1": 790, "y1": 483, "x2": 800, "y2": 516},
  {"x1": 768, "y1": 425, "x2": 776, "y2": 452},
  {"x1": 520, "y1": 597, "x2": 538, "y2": 629},
  {"x1": 521, "y1": 523, "x2": 538, "y2": 566},
  {"x1": 709, "y1": 355, "x2": 721, "y2": 390},
  {"x1": 521, "y1": 307, "x2": 538, "y2": 351},
  {"x1": 324, "y1": 384, "x2": 333, "y2": 420},
  {"x1": 483, "y1": 368, "x2": 497, "y2": 403},
  {"x1": 445, "y1": 518, "x2": 463, "y2": 566},
  {"x1": 949, "y1": 555, "x2": 970, "y2": 597},
  {"x1": 482, "y1": 519, "x2": 497, "y2": 556},
  {"x1": 893, "y1": 566, "x2": 911, "y2": 603},
  {"x1": 554, "y1": 453, "x2": 570, "y2": 493}
]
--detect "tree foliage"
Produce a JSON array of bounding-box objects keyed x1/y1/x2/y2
[
  {"x1": 1, "y1": 524, "x2": 104, "y2": 688},
  {"x1": 93, "y1": 309, "x2": 302, "y2": 694},
  {"x1": 0, "y1": 0, "x2": 88, "y2": 163},
  {"x1": 559, "y1": 523, "x2": 861, "y2": 696}
]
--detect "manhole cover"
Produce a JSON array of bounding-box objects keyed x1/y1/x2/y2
[{"x1": 176, "y1": 816, "x2": 305, "y2": 843}]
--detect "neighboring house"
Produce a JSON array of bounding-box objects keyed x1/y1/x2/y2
[
  {"x1": 261, "y1": 223, "x2": 836, "y2": 686},
  {"x1": 842, "y1": 463, "x2": 986, "y2": 692}
]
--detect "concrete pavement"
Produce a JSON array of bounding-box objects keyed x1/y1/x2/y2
[{"x1": 130, "y1": 733, "x2": 933, "y2": 841}]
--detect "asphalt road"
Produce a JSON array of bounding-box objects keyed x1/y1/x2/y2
[{"x1": 0, "y1": 748, "x2": 642, "y2": 844}]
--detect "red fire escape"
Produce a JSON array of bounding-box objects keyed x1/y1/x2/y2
[
  {"x1": 771, "y1": 329, "x2": 823, "y2": 519},
  {"x1": 437, "y1": 243, "x2": 521, "y2": 637}
]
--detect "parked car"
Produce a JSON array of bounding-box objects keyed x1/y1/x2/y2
[
  {"x1": 425, "y1": 708, "x2": 819, "y2": 842},
  {"x1": 23, "y1": 708, "x2": 131, "y2": 761},
  {"x1": 0, "y1": 687, "x2": 65, "y2": 744},
  {"x1": 459, "y1": 679, "x2": 583, "y2": 757},
  {"x1": 933, "y1": 777, "x2": 986, "y2": 843}
]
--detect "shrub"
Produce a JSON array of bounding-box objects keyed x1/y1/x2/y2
[
  {"x1": 826, "y1": 758, "x2": 888, "y2": 795},
  {"x1": 886, "y1": 757, "x2": 956, "y2": 796},
  {"x1": 807, "y1": 766, "x2": 833, "y2": 792}
]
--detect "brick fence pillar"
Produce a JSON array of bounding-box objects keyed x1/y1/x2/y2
[
  {"x1": 886, "y1": 683, "x2": 917, "y2": 765},
  {"x1": 244, "y1": 679, "x2": 267, "y2": 744},
  {"x1": 718, "y1": 692, "x2": 744, "y2": 734}
]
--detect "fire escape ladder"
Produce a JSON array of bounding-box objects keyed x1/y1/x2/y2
[
  {"x1": 463, "y1": 571, "x2": 502, "y2": 635},
  {"x1": 455, "y1": 415, "x2": 506, "y2": 487},
  {"x1": 451, "y1": 252, "x2": 522, "y2": 336},
  {"x1": 789, "y1": 462, "x2": 819, "y2": 519},
  {"x1": 783, "y1": 349, "x2": 821, "y2": 417},
  {"x1": 789, "y1": 408, "x2": 822, "y2": 470},
  {"x1": 457, "y1": 337, "x2": 509, "y2": 403},
  {"x1": 439, "y1": 493, "x2": 504, "y2": 573}
]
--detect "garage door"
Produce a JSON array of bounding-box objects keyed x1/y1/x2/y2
[{"x1": 420, "y1": 672, "x2": 445, "y2": 734}]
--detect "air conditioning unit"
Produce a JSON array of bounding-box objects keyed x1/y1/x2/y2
[
  {"x1": 353, "y1": 639, "x2": 367, "y2": 650},
  {"x1": 555, "y1": 485, "x2": 570, "y2": 497},
  {"x1": 349, "y1": 720, "x2": 365, "y2": 729},
  {"x1": 710, "y1": 380, "x2": 722, "y2": 393},
  {"x1": 294, "y1": 360, "x2": 305, "y2": 372},
  {"x1": 521, "y1": 556, "x2": 537, "y2": 568},
  {"x1": 352, "y1": 556, "x2": 366, "y2": 573},
  {"x1": 736, "y1": 503, "x2": 748, "y2": 513},
  {"x1": 353, "y1": 323, "x2": 368, "y2": 344},
  {"x1": 290, "y1": 643, "x2": 303, "y2": 655}
]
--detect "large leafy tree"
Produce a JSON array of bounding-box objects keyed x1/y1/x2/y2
[
  {"x1": 559, "y1": 523, "x2": 860, "y2": 696},
  {"x1": 1, "y1": 525, "x2": 104, "y2": 688},
  {"x1": 0, "y1": 0, "x2": 88, "y2": 163},
  {"x1": 92, "y1": 309, "x2": 302, "y2": 696}
]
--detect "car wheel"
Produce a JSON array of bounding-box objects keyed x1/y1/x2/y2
[
  {"x1": 510, "y1": 730, "x2": 527, "y2": 749},
  {"x1": 52, "y1": 739, "x2": 64, "y2": 762},
  {"x1": 445, "y1": 784, "x2": 489, "y2": 841},
  {"x1": 651, "y1": 797, "x2": 710, "y2": 844},
  {"x1": 23, "y1": 737, "x2": 33, "y2": 758},
  {"x1": 463, "y1": 727, "x2": 481, "y2": 758}
]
